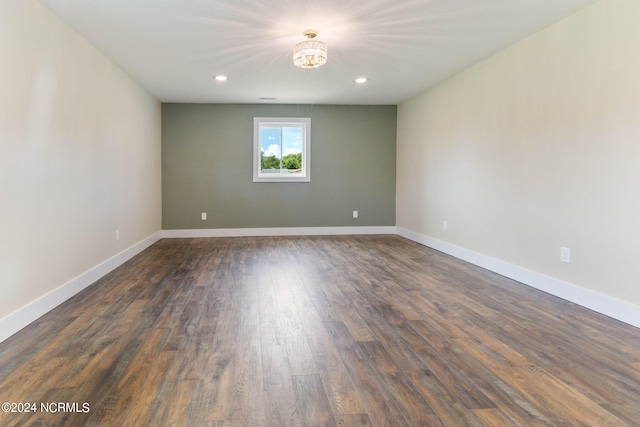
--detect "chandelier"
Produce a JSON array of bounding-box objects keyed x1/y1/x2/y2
[{"x1": 293, "y1": 30, "x2": 327, "y2": 69}]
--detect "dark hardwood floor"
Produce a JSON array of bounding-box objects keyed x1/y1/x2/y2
[{"x1": 0, "y1": 235, "x2": 639, "y2": 426}]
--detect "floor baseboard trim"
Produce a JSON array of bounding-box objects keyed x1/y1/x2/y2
[
  {"x1": 162, "y1": 226, "x2": 397, "y2": 238},
  {"x1": 397, "y1": 227, "x2": 640, "y2": 329},
  {"x1": 0, "y1": 231, "x2": 162, "y2": 343},
  {"x1": 4, "y1": 227, "x2": 637, "y2": 344}
]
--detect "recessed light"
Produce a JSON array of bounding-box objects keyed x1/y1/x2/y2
[
  {"x1": 214, "y1": 75, "x2": 228, "y2": 82},
  {"x1": 355, "y1": 77, "x2": 368, "y2": 84}
]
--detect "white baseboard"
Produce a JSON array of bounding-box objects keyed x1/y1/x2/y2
[
  {"x1": 0, "y1": 231, "x2": 162, "y2": 343},
  {"x1": 397, "y1": 227, "x2": 640, "y2": 329},
  {"x1": 162, "y1": 226, "x2": 397, "y2": 238},
  {"x1": 4, "y1": 226, "x2": 637, "y2": 345}
]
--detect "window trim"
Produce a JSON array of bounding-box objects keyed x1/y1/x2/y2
[{"x1": 253, "y1": 117, "x2": 311, "y2": 183}]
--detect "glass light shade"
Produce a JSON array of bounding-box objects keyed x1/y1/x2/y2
[{"x1": 293, "y1": 40, "x2": 327, "y2": 68}]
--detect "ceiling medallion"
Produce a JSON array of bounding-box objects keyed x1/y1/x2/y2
[{"x1": 293, "y1": 30, "x2": 327, "y2": 69}]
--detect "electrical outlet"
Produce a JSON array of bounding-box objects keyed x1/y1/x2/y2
[
  {"x1": 115, "y1": 229, "x2": 120, "y2": 241},
  {"x1": 201, "y1": 212, "x2": 207, "y2": 221},
  {"x1": 443, "y1": 221, "x2": 448, "y2": 231},
  {"x1": 560, "y1": 247, "x2": 571, "y2": 263},
  {"x1": 353, "y1": 210, "x2": 358, "y2": 219}
]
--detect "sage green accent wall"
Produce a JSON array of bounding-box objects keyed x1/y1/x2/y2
[{"x1": 162, "y1": 104, "x2": 396, "y2": 229}]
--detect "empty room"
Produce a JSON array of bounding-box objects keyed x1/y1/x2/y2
[{"x1": 1, "y1": 0, "x2": 639, "y2": 425}]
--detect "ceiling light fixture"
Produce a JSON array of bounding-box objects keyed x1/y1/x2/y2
[
  {"x1": 293, "y1": 30, "x2": 327, "y2": 69},
  {"x1": 355, "y1": 77, "x2": 368, "y2": 83},
  {"x1": 214, "y1": 75, "x2": 228, "y2": 81}
]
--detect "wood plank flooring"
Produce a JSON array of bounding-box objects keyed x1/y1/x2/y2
[{"x1": 0, "y1": 235, "x2": 639, "y2": 426}]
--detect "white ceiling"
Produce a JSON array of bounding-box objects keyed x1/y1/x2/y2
[{"x1": 39, "y1": 0, "x2": 599, "y2": 105}]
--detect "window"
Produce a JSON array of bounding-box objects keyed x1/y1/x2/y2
[{"x1": 253, "y1": 117, "x2": 310, "y2": 182}]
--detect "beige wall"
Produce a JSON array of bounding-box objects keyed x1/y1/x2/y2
[
  {"x1": 0, "y1": 1, "x2": 161, "y2": 322},
  {"x1": 397, "y1": 0, "x2": 640, "y2": 306}
]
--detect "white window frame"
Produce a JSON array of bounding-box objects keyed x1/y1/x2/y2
[{"x1": 253, "y1": 117, "x2": 311, "y2": 183}]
